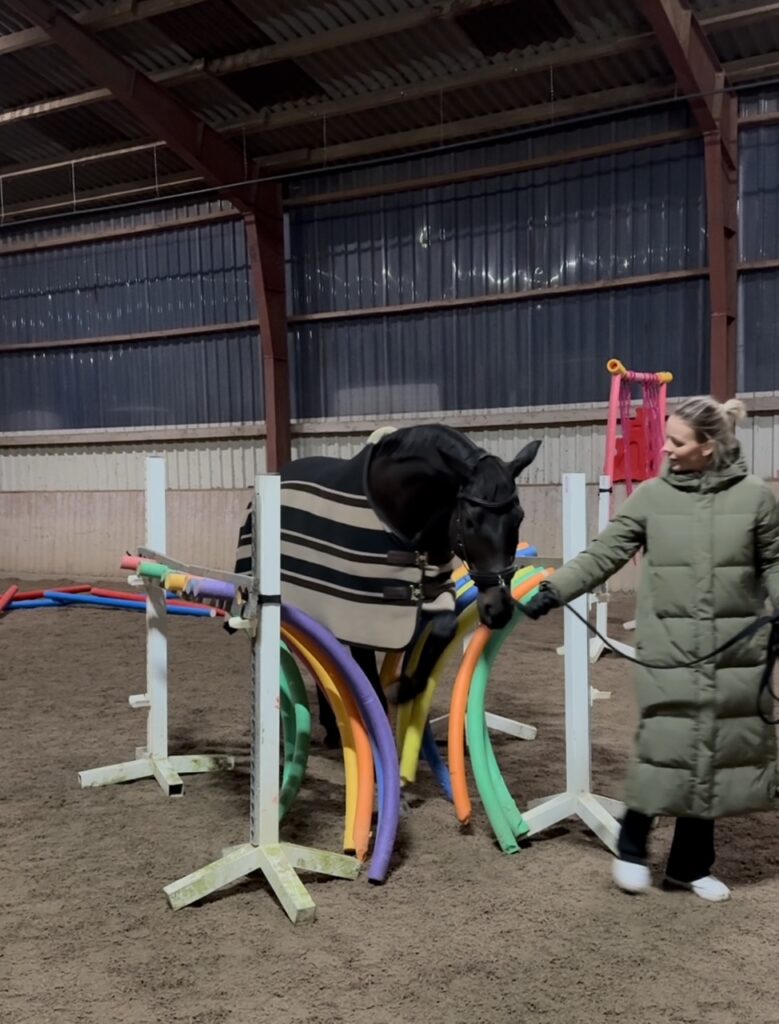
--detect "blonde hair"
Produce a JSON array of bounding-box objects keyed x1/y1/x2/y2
[{"x1": 673, "y1": 396, "x2": 747, "y2": 467}]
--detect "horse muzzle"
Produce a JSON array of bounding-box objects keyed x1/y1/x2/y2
[{"x1": 476, "y1": 587, "x2": 515, "y2": 630}]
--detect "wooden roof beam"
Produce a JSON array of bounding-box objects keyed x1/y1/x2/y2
[
  {"x1": 4, "y1": 0, "x2": 779, "y2": 131},
  {"x1": 639, "y1": 0, "x2": 738, "y2": 400},
  {"x1": 0, "y1": 0, "x2": 206, "y2": 57}
]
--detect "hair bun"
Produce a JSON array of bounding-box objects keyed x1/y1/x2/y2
[{"x1": 722, "y1": 398, "x2": 747, "y2": 424}]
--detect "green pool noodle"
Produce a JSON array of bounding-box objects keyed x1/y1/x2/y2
[
  {"x1": 478, "y1": 582, "x2": 545, "y2": 839},
  {"x1": 466, "y1": 621, "x2": 521, "y2": 853},
  {"x1": 480, "y1": 637, "x2": 529, "y2": 839},
  {"x1": 466, "y1": 582, "x2": 545, "y2": 851},
  {"x1": 279, "y1": 643, "x2": 311, "y2": 819},
  {"x1": 137, "y1": 560, "x2": 170, "y2": 580}
]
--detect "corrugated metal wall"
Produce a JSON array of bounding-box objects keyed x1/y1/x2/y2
[
  {"x1": 0, "y1": 329, "x2": 264, "y2": 431},
  {"x1": 2, "y1": 96, "x2": 779, "y2": 433},
  {"x1": 0, "y1": 221, "x2": 253, "y2": 343},
  {"x1": 288, "y1": 138, "x2": 706, "y2": 313},
  {"x1": 1, "y1": 107, "x2": 715, "y2": 432},
  {"x1": 0, "y1": 199, "x2": 264, "y2": 431},
  {"x1": 740, "y1": 111, "x2": 779, "y2": 393},
  {"x1": 290, "y1": 279, "x2": 709, "y2": 418},
  {"x1": 285, "y1": 103, "x2": 693, "y2": 199}
]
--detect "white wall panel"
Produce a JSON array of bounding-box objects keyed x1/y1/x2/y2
[{"x1": 2, "y1": 413, "x2": 776, "y2": 583}]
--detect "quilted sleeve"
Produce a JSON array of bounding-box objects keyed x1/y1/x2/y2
[
  {"x1": 546, "y1": 484, "x2": 649, "y2": 606},
  {"x1": 756, "y1": 484, "x2": 779, "y2": 609}
]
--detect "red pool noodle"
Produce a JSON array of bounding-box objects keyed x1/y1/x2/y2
[
  {"x1": 0, "y1": 585, "x2": 19, "y2": 612},
  {"x1": 91, "y1": 588, "x2": 227, "y2": 617},
  {"x1": 120, "y1": 555, "x2": 141, "y2": 570},
  {"x1": 13, "y1": 584, "x2": 92, "y2": 601}
]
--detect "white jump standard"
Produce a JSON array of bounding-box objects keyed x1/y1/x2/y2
[
  {"x1": 77, "y1": 456, "x2": 234, "y2": 797},
  {"x1": 163, "y1": 474, "x2": 361, "y2": 924},
  {"x1": 522, "y1": 473, "x2": 624, "y2": 852}
]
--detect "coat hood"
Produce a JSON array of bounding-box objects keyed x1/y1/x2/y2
[{"x1": 660, "y1": 445, "x2": 749, "y2": 493}]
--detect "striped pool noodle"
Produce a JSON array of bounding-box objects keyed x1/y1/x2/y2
[
  {"x1": 91, "y1": 588, "x2": 226, "y2": 617},
  {"x1": 43, "y1": 592, "x2": 216, "y2": 617}
]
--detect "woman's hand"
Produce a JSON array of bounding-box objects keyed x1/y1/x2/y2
[{"x1": 522, "y1": 585, "x2": 560, "y2": 620}]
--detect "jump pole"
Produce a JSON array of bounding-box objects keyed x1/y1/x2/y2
[
  {"x1": 522, "y1": 473, "x2": 623, "y2": 851},
  {"x1": 163, "y1": 474, "x2": 360, "y2": 923},
  {"x1": 77, "y1": 456, "x2": 234, "y2": 797}
]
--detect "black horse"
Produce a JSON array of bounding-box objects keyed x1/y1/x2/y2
[
  {"x1": 234, "y1": 424, "x2": 540, "y2": 746},
  {"x1": 283, "y1": 424, "x2": 540, "y2": 745}
]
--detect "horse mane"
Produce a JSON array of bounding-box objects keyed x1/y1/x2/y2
[
  {"x1": 371, "y1": 423, "x2": 478, "y2": 466},
  {"x1": 371, "y1": 424, "x2": 514, "y2": 501}
]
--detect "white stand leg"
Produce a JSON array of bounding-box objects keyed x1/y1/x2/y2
[
  {"x1": 429, "y1": 711, "x2": 537, "y2": 742},
  {"x1": 483, "y1": 712, "x2": 537, "y2": 741},
  {"x1": 522, "y1": 474, "x2": 621, "y2": 853},
  {"x1": 164, "y1": 475, "x2": 360, "y2": 923},
  {"x1": 78, "y1": 456, "x2": 234, "y2": 797},
  {"x1": 429, "y1": 626, "x2": 538, "y2": 741}
]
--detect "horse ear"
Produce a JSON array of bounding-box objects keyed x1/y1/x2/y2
[{"x1": 509, "y1": 440, "x2": 541, "y2": 479}]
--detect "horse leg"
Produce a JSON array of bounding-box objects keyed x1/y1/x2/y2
[
  {"x1": 316, "y1": 686, "x2": 341, "y2": 749},
  {"x1": 395, "y1": 611, "x2": 457, "y2": 704},
  {"x1": 317, "y1": 645, "x2": 385, "y2": 749}
]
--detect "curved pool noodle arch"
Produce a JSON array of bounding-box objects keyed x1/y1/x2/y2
[
  {"x1": 448, "y1": 568, "x2": 553, "y2": 828},
  {"x1": 282, "y1": 625, "x2": 363, "y2": 857},
  {"x1": 282, "y1": 604, "x2": 399, "y2": 884},
  {"x1": 398, "y1": 565, "x2": 539, "y2": 786}
]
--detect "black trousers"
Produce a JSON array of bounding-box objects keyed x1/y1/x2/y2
[{"x1": 618, "y1": 809, "x2": 716, "y2": 883}]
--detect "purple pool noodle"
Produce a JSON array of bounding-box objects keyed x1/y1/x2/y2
[
  {"x1": 43, "y1": 592, "x2": 214, "y2": 617},
  {"x1": 8, "y1": 598, "x2": 62, "y2": 609},
  {"x1": 281, "y1": 603, "x2": 400, "y2": 884},
  {"x1": 193, "y1": 578, "x2": 236, "y2": 601}
]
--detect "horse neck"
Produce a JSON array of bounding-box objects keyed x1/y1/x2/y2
[{"x1": 368, "y1": 456, "x2": 458, "y2": 560}]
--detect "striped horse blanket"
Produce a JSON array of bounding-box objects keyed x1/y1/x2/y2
[{"x1": 235, "y1": 444, "x2": 457, "y2": 651}]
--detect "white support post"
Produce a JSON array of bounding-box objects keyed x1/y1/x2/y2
[
  {"x1": 78, "y1": 456, "x2": 234, "y2": 797},
  {"x1": 145, "y1": 456, "x2": 169, "y2": 767},
  {"x1": 522, "y1": 473, "x2": 623, "y2": 852},
  {"x1": 163, "y1": 475, "x2": 360, "y2": 924}
]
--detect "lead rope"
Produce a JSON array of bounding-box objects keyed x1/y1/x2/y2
[{"x1": 519, "y1": 600, "x2": 779, "y2": 725}]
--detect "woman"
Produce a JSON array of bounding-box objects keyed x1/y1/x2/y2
[{"x1": 524, "y1": 396, "x2": 779, "y2": 902}]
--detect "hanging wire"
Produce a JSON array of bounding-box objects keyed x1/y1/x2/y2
[
  {"x1": 70, "y1": 161, "x2": 77, "y2": 213},
  {"x1": 153, "y1": 144, "x2": 160, "y2": 198},
  {"x1": 0, "y1": 176, "x2": 5, "y2": 226}
]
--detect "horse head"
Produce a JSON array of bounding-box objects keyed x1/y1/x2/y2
[{"x1": 443, "y1": 440, "x2": 542, "y2": 630}]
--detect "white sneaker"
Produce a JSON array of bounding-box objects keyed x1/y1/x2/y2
[
  {"x1": 612, "y1": 858, "x2": 651, "y2": 894},
  {"x1": 665, "y1": 875, "x2": 731, "y2": 902}
]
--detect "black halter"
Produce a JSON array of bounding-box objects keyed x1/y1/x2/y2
[{"x1": 452, "y1": 487, "x2": 519, "y2": 593}]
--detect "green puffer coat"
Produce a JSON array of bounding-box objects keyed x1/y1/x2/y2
[{"x1": 548, "y1": 453, "x2": 779, "y2": 819}]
